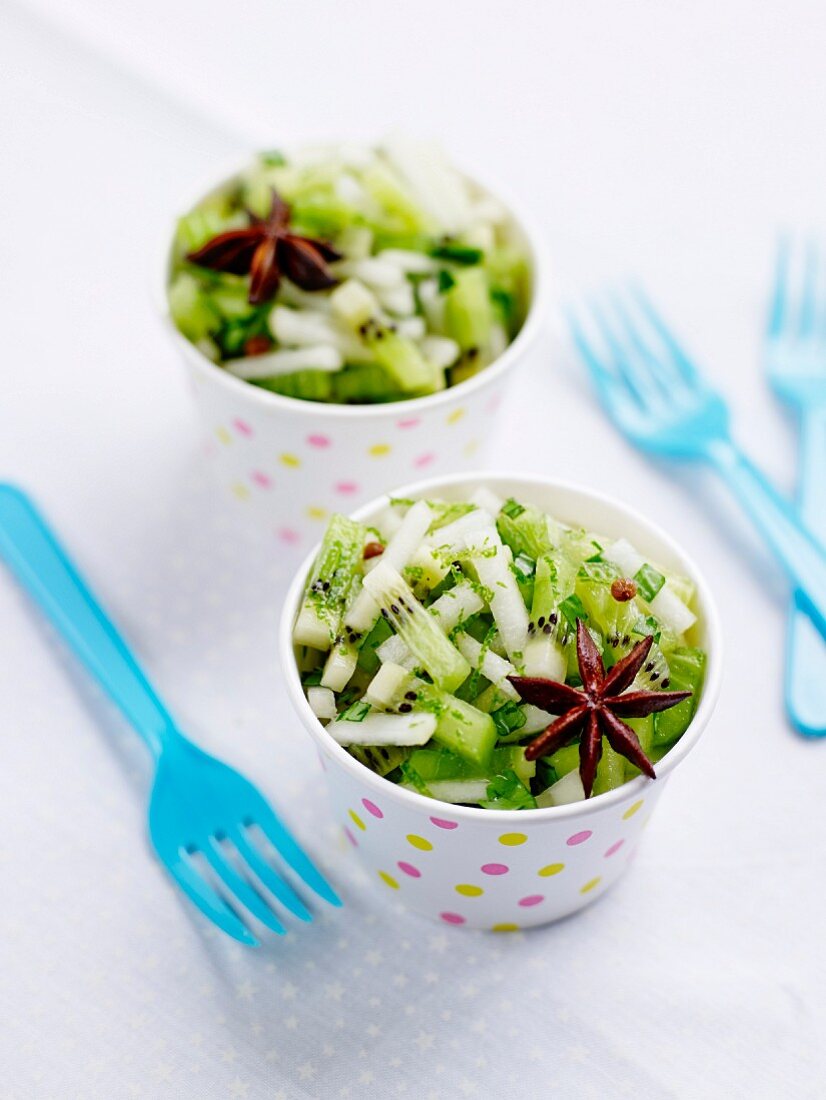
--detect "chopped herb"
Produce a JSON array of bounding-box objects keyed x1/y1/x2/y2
[
  {"x1": 501, "y1": 498, "x2": 526, "y2": 520},
  {"x1": 301, "y1": 668, "x2": 323, "y2": 687},
  {"x1": 559, "y1": 594, "x2": 589, "y2": 629},
  {"x1": 634, "y1": 563, "x2": 666, "y2": 602},
  {"x1": 340, "y1": 699, "x2": 371, "y2": 722},
  {"x1": 482, "y1": 770, "x2": 537, "y2": 810},
  {"x1": 431, "y1": 243, "x2": 484, "y2": 265},
  {"x1": 437, "y1": 269, "x2": 456, "y2": 293},
  {"x1": 491, "y1": 701, "x2": 527, "y2": 739}
]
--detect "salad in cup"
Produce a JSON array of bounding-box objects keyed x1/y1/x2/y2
[
  {"x1": 292, "y1": 487, "x2": 707, "y2": 809},
  {"x1": 166, "y1": 137, "x2": 531, "y2": 404}
]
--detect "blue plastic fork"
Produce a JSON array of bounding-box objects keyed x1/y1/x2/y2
[
  {"x1": 765, "y1": 238, "x2": 826, "y2": 736},
  {"x1": 0, "y1": 483, "x2": 340, "y2": 944},
  {"x1": 569, "y1": 288, "x2": 826, "y2": 648}
]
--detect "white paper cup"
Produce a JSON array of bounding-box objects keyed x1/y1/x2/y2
[
  {"x1": 159, "y1": 161, "x2": 547, "y2": 553},
  {"x1": 280, "y1": 473, "x2": 722, "y2": 930}
]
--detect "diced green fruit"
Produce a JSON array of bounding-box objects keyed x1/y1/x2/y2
[
  {"x1": 331, "y1": 709, "x2": 436, "y2": 746},
  {"x1": 362, "y1": 562, "x2": 470, "y2": 692},
  {"x1": 252, "y1": 369, "x2": 335, "y2": 401},
  {"x1": 356, "y1": 617, "x2": 393, "y2": 674},
  {"x1": 349, "y1": 744, "x2": 411, "y2": 777},
  {"x1": 414, "y1": 684, "x2": 496, "y2": 768},
  {"x1": 168, "y1": 274, "x2": 219, "y2": 342},
  {"x1": 330, "y1": 279, "x2": 380, "y2": 329},
  {"x1": 482, "y1": 770, "x2": 537, "y2": 810},
  {"x1": 363, "y1": 325, "x2": 437, "y2": 393},
  {"x1": 653, "y1": 647, "x2": 705, "y2": 746},
  {"x1": 444, "y1": 267, "x2": 492, "y2": 350},
  {"x1": 364, "y1": 661, "x2": 416, "y2": 710},
  {"x1": 294, "y1": 514, "x2": 366, "y2": 650},
  {"x1": 592, "y1": 742, "x2": 626, "y2": 796}
]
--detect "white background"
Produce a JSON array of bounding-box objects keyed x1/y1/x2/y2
[{"x1": 2, "y1": 1, "x2": 825, "y2": 1096}]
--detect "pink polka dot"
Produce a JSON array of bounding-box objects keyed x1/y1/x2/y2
[
  {"x1": 396, "y1": 417, "x2": 421, "y2": 430},
  {"x1": 251, "y1": 470, "x2": 272, "y2": 489},
  {"x1": 440, "y1": 912, "x2": 466, "y2": 925},
  {"x1": 430, "y1": 817, "x2": 458, "y2": 830},
  {"x1": 397, "y1": 861, "x2": 421, "y2": 878},
  {"x1": 481, "y1": 863, "x2": 509, "y2": 876},
  {"x1": 566, "y1": 830, "x2": 593, "y2": 846},
  {"x1": 343, "y1": 827, "x2": 358, "y2": 847},
  {"x1": 414, "y1": 452, "x2": 436, "y2": 468},
  {"x1": 233, "y1": 418, "x2": 253, "y2": 436},
  {"x1": 518, "y1": 895, "x2": 545, "y2": 908},
  {"x1": 335, "y1": 481, "x2": 359, "y2": 495},
  {"x1": 307, "y1": 433, "x2": 331, "y2": 449},
  {"x1": 604, "y1": 840, "x2": 625, "y2": 857},
  {"x1": 361, "y1": 798, "x2": 383, "y2": 819},
  {"x1": 277, "y1": 527, "x2": 300, "y2": 545}
]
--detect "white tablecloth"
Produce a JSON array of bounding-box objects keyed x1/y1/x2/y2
[{"x1": 1, "y1": 2, "x2": 825, "y2": 1096}]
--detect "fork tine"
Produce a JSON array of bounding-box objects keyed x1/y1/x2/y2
[
  {"x1": 799, "y1": 238, "x2": 817, "y2": 336},
  {"x1": 629, "y1": 284, "x2": 700, "y2": 384},
  {"x1": 567, "y1": 307, "x2": 636, "y2": 412},
  {"x1": 594, "y1": 294, "x2": 674, "y2": 405},
  {"x1": 166, "y1": 852, "x2": 259, "y2": 946},
  {"x1": 202, "y1": 840, "x2": 287, "y2": 935},
  {"x1": 232, "y1": 827, "x2": 313, "y2": 923},
  {"x1": 251, "y1": 806, "x2": 342, "y2": 908},
  {"x1": 768, "y1": 235, "x2": 790, "y2": 339}
]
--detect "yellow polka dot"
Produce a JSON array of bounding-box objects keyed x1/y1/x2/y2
[
  {"x1": 406, "y1": 834, "x2": 433, "y2": 851},
  {"x1": 368, "y1": 443, "x2": 391, "y2": 458},
  {"x1": 580, "y1": 877, "x2": 602, "y2": 894},
  {"x1": 463, "y1": 439, "x2": 480, "y2": 457},
  {"x1": 491, "y1": 923, "x2": 520, "y2": 933},
  {"x1": 215, "y1": 427, "x2": 232, "y2": 445},
  {"x1": 306, "y1": 505, "x2": 327, "y2": 520},
  {"x1": 348, "y1": 810, "x2": 366, "y2": 831},
  {"x1": 231, "y1": 483, "x2": 250, "y2": 501},
  {"x1": 623, "y1": 800, "x2": 644, "y2": 820},
  {"x1": 378, "y1": 871, "x2": 399, "y2": 889},
  {"x1": 279, "y1": 452, "x2": 301, "y2": 468},
  {"x1": 447, "y1": 407, "x2": 466, "y2": 425},
  {"x1": 498, "y1": 832, "x2": 527, "y2": 847},
  {"x1": 538, "y1": 862, "x2": 565, "y2": 877},
  {"x1": 455, "y1": 884, "x2": 483, "y2": 897}
]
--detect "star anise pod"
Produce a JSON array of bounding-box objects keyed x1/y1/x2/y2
[
  {"x1": 508, "y1": 619, "x2": 692, "y2": 798},
  {"x1": 186, "y1": 189, "x2": 340, "y2": 305}
]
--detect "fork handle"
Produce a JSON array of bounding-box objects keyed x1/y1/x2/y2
[
  {"x1": 0, "y1": 484, "x2": 176, "y2": 759},
  {"x1": 784, "y1": 403, "x2": 826, "y2": 735},
  {"x1": 705, "y1": 439, "x2": 826, "y2": 639}
]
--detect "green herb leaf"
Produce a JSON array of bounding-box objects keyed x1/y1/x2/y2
[
  {"x1": 634, "y1": 563, "x2": 666, "y2": 602},
  {"x1": 301, "y1": 669, "x2": 323, "y2": 687},
  {"x1": 431, "y1": 243, "x2": 484, "y2": 265},
  {"x1": 437, "y1": 269, "x2": 456, "y2": 293},
  {"x1": 559, "y1": 594, "x2": 589, "y2": 629},
  {"x1": 501, "y1": 498, "x2": 526, "y2": 520},
  {"x1": 482, "y1": 770, "x2": 537, "y2": 810},
  {"x1": 340, "y1": 700, "x2": 371, "y2": 722},
  {"x1": 491, "y1": 701, "x2": 527, "y2": 739}
]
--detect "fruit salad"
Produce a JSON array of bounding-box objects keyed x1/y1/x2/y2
[
  {"x1": 167, "y1": 137, "x2": 530, "y2": 404},
  {"x1": 293, "y1": 490, "x2": 706, "y2": 809}
]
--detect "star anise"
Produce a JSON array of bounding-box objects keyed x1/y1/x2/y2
[
  {"x1": 186, "y1": 189, "x2": 340, "y2": 305},
  {"x1": 508, "y1": 619, "x2": 692, "y2": 798}
]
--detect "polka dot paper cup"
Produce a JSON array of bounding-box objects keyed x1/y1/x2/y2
[
  {"x1": 160, "y1": 164, "x2": 546, "y2": 553},
  {"x1": 280, "y1": 474, "x2": 722, "y2": 930}
]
